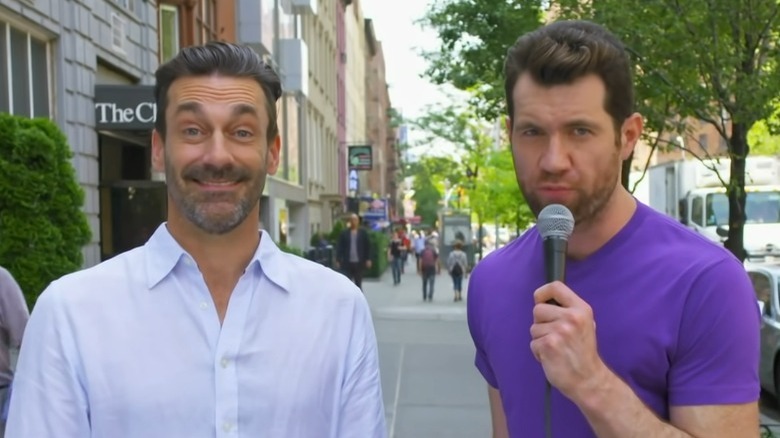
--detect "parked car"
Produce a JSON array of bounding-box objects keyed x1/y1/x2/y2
[{"x1": 745, "y1": 262, "x2": 780, "y2": 405}]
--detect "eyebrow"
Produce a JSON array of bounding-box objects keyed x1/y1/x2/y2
[
  {"x1": 173, "y1": 101, "x2": 204, "y2": 118},
  {"x1": 173, "y1": 102, "x2": 259, "y2": 120},
  {"x1": 230, "y1": 103, "x2": 258, "y2": 119}
]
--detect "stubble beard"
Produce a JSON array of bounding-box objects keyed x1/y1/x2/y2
[
  {"x1": 165, "y1": 154, "x2": 267, "y2": 235},
  {"x1": 520, "y1": 149, "x2": 621, "y2": 228}
]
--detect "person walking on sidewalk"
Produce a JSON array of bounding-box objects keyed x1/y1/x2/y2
[
  {"x1": 336, "y1": 213, "x2": 372, "y2": 290},
  {"x1": 417, "y1": 241, "x2": 440, "y2": 302},
  {"x1": 388, "y1": 229, "x2": 404, "y2": 285},
  {"x1": 446, "y1": 240, "x2": 468, "y2": 302}
]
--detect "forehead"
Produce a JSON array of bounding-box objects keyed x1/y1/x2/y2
[
  {"x1": 167, "y1": 75, "x2": 268, "y2": 116},
  {"x1": 511, "y1": 73, "x2": 608, "y2": 121}
]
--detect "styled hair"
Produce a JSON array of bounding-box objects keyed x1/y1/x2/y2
[
  {"x1": 154, "y1": 41, "x2": 283, "y2": 142},
  {"x1": 504, "y1": 20, "x2": 634, "y2": 130}
]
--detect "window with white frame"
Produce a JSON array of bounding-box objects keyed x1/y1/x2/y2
[
  {"x1": 159, "y1": 4, "x2": 180, "y2": 63},
  {"x1": 115, "y1": 0, "x2": 135, "y2": 13},
  {"x1": 0, "y1": 22, "x2": 51, "y2": 118}
]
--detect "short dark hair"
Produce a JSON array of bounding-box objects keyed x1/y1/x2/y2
[
  {"x1": 154, "y1": 41, "x2": 283, "y2": 142},
  {"x1": 504, "y1": 20, "x2": 634, "y2": 130}
]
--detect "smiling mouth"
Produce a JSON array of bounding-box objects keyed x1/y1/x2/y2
[{"x1": 193, "y1": 180, "x2": 240, "y2": 189}]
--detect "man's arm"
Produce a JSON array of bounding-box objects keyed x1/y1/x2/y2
[
  {"x1": 337, "y1": 293, "x2": 387, "y2": 437},
  {"x1": 6, "y1": 287, "x2": 90, "y2": 437},
  {"x1": 488, "y1": 386, "x2": 510, "y2": 438},
  {"x1": 576, "y1": 366, "x2": 757, "y2": 437},
  {"x1": 531, "y1": 266, "x2": 759, "y2": 438}
]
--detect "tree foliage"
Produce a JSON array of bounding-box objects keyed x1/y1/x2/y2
[
  {"x1": 421, "y1": 0, "x2": 780, "y2": 261},
  {"x1": 0, "y1": 114, "x2": 92, "y2": 308}
]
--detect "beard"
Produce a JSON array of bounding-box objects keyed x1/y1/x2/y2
[
  {"x1": 165, "y1": 154, "x2": 267, "y2": 235},
  {"x1": 520, "y1": 147, "x2": 621, "y2": 227}
]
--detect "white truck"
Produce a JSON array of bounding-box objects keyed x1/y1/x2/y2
[{"x1": 647, "y1": 156, "x2": 780, "y2": 261}]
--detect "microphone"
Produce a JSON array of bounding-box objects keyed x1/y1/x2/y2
[
  {"x1": 537, "y1": 203, "x2": 575, "y2": 285},
  {"x1": 537, "y1": 204, "x2": 575, "y2": 438}
]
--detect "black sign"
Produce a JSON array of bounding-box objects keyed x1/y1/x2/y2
[
  {"x1": 94, "y1": 85, "x2": 156, "y2": 131},
  {"x1": 348, "y1": 145, "x2": 372, "y2": 170}
]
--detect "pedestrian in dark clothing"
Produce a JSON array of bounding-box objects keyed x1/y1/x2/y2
[
  {"x1": 336, "y1": 214, "x2": 372, "y2": 290},
  {"x1": 417, "y1": 241, "x2": 440, "y2": 301}
]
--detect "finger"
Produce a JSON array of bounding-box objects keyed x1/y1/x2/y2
[
  {"x1": 529, "y1": 321, "x2": 558, "y2": 340},
  {"x1": 532, "y1": 301, "x2": 565, "y2": 324},
  {"x1": 533, "y1": 281, "x2": 586, "y2": 308}
]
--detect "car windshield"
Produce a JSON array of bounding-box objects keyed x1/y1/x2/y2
[{"x1": 705, "y1": 191, "x2": 780, "y2": 226}]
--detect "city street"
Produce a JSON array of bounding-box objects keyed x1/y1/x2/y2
[
  {"x1": 363, "y1": 264, "x2": 491, "y2": 438},
  {"x1": 363, "y1": 262, "x2": 780, "y2": 437}
]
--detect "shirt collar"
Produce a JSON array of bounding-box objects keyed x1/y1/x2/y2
[{"x1": 145, "y1": 224, "x2": 291, "y2": 292}]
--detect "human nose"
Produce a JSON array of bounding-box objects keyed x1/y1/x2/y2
[
  {"x1": 202, "y1": 132, "x2": 234, "y2": 166},
  {"x1": 539, "y1": 134, "x2": 571, "y2": 174}
]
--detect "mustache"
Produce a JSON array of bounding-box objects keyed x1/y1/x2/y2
[{"x1": 182, "y1": 164, "x2": 251, "y2": 182}]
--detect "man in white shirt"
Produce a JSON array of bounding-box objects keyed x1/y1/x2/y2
[{"x1": 7, "y1": 42, "x2": 386, "y2": 438}]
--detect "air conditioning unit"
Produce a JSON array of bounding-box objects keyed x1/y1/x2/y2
[{"x1": 281, "y1": 0, "x2": 317, "y2": 15}]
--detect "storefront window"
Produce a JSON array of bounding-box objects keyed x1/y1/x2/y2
[
  {"x1": 0, "y1": 23, "x2": 50, "y2": 117},
  {"x1": 159, "y1": 5, "x2": 180, "y2": 63}
]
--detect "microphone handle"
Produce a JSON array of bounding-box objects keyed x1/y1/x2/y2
[{"x1": 544, "y1": 237, "x2": 567, "y2": 306}]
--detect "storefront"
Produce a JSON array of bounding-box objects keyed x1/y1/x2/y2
[{"x1": 94, "y1": 84, "x2": 166, "y2": 261}]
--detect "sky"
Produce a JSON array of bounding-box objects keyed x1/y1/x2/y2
[{"x1": 360, "y1": 0, "x2": 467, "y2": 158}]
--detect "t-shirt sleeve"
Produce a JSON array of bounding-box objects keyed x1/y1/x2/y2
[
  {"x1": 466, "y1": 269, "x2": 499, "y2": 388},
  {"x1": 668, "y1": 257, "x2": 760, "y2": 406}
]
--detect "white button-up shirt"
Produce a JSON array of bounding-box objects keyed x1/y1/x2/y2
[{"x1": 7, "y1": 225, "x2": 386, "y2": 437}]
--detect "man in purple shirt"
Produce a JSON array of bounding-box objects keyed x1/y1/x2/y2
[{"x1": 467, "y1": 20, "x2": 760, "y2": 437}]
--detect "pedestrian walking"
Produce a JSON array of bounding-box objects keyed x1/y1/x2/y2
[
  {"x1": 417, "y1": 241, "x2": 440, "y2": 302},
  {"x1": 446, "y1": 240, "x2": 468, "y2": 302}
]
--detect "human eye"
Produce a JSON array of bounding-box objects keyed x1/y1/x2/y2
[
  {"x1": 181, "y1": 126, "x2": 203, "y2": 137},
  {"x1": 234, "y1": 129, "x2": 254, "y2": 139},
  {"x1": 572, "y1": 127, "x2": 593, "y2": 137}
]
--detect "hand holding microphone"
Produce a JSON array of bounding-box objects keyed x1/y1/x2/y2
[{"x1": 530, "y1": 204, "x2": 608, "y2": 403}]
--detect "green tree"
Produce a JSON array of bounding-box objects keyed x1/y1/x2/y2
[
  {"x1": 0, "y1": 114, "x2": 92, "y2": 308},
  {"x1": 422, "y1": 0, "x2": 780, "y2": 261},
  {"x1": 469, "y1": 147, "x2": 534, "y2": 233}
]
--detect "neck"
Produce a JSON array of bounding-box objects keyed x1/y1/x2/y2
[
  {"x1": 566, "y1": 187, "x2": 636, "y2": 260},
  {"x1": 166, "y1": 203, "x2": 261, "y2": 276}
]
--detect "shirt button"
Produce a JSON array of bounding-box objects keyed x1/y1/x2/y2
[
  {"x1": 223, "y1": 422, "x2": 232, "y2": 432},
  {"x1": 199, "y1": 302, "x2": 208, "y2": 309},
  {"x1": 221, "y1": 357, "x2": 229, "y2": 368}
]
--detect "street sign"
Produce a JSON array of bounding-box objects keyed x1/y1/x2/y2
[{"x1": 348, "y1": 145, "x2": 372, "y2": 170}]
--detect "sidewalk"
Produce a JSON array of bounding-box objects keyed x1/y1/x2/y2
[{"x1": 362, "y1": 263, "x2": 491, "y2": 438}]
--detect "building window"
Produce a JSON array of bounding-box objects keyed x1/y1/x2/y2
[
  {"x1": 195, "y1": 0, "x2": 218, "y2": 44},
  {"x1": 0, "y1": 22, "x2": 51, "y2": 118},
  {"x1": 159, "y1": 5, "x2": 181, "y2": 63},
  {"x1": 114, "y1": 0, "x2": 137, "y2": 15}
]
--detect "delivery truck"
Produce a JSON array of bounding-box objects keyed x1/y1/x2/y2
[{"x1": 647, "y1": 156, "x2": 780, "y2": 261}]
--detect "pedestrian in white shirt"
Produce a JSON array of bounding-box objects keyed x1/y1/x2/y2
[{"x1": 7, "y1": 42, "x2": 386, "y2": 438}]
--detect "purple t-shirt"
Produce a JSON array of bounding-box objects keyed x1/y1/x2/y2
[{"x1": 467, "y1": 202, "x2": 760, "y2": 437}]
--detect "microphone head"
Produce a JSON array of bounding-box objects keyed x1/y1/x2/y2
[{"x1": 538, "y1": 204, "x2": 575, "y2": 240}]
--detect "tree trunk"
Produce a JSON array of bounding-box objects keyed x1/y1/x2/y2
[{"x1": 725, "y1": 123, "x2": 749, "y2": 262}]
